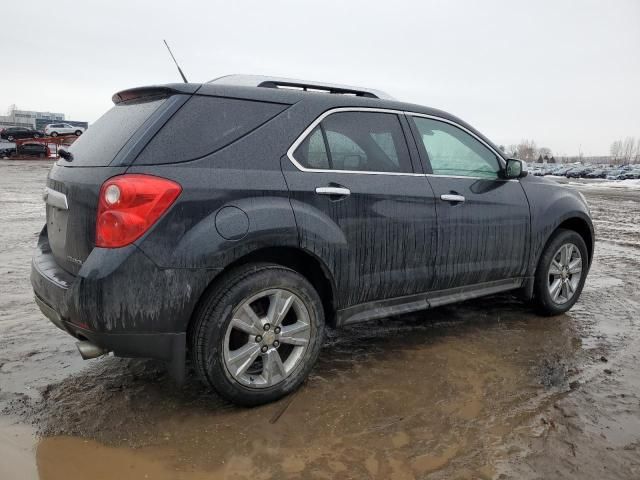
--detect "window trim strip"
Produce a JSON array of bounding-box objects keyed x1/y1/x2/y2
[{"x1": 286, "y1": 107, "x2": 509, "y2": 179}]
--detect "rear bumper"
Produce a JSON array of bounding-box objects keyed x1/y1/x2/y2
[
  {"x1": 34, "y1": 292, "x2": 187, "y2": 382},
  {"x1": 30, "y1": 227, "x2": 217, "y2": 376},
  {"x1": 34, "y1": 292, "x2": 184, "y2": 361}
]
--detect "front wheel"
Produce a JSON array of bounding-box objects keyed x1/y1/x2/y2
[
  {"x1": 191, "y1": 263, "x2": 325, "y2": 406},
  {"x1": 533, "y1": 229, "x2": 588, "y2": 316},
  {"x1": 50, "y1": 132, "x2": 58, "y2": 137},
  {"x1": 75, "y1": 130, "x2": 82, "y2": 136}
]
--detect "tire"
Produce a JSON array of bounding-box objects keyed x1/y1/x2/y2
[
  {"x1": 533, "y1": 229, "x2": 588, "y2": 316},
  {"x1": 34, "y1": 133, "x2": 41, "y2": 138},
  {"x1": 51, "y1": 132, "x2": 58, "y2": 137},
  {"x1": 191, "y1": 263, "x2": 325, "y2": 406},
  {"x1": 75, "y1": 130, "x2": 82, "y2": 136},
  {"x1": 7, "y1": 135, "x2": 14, "y2": 141}
]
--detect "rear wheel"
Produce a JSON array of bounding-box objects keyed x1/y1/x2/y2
[
  {"x1": 191, "y1": 263, "x2": 325, "y2": 406},
  {"x1": 7, "y1": 135, "x2": 14, "y2": 141},
  {"x1": 51, "y1": 132, "x2": 58, "y2": 137},
  {"x1": 533, "y1": 229, "x2": 588, "y2": 316}
]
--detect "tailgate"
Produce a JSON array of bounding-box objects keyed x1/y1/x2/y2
[
  {"x1": 44, "y1": 91, "x2": 188, "y2": 275},
  {"x1": 46, "y1": 165, "x2": 128, "y2": 275}
]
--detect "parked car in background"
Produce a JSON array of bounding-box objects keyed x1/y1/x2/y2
[
  {"x1": 606, "y1": 169, "x2": 625, "y2": 180},
  {"x1": 0, "y1": 127, "x2": 43, "y2": 141},
  {"x1": 621, "y1": 169, "x2": 640, "y2": 180},
  {"x1": 31, "y1": 75, "x2": 594, "y2": 406},
  {"x1": 17, "y1": 142, "x2": 48, "y2": 158},
  {"x1": 585, "y1": 169, "x2": 607, "y2": 179},
  {"x1": 44, "y1": 123, "x2": 85, "y2": 137},
  {"x1": 566, "y1": 167, "x2": 585, "y2": 178},
  {"x1": 554, "y1": 166, "x2": 572, "y2": 176},
  {"x1": 0, "y1": 146, "x2": 15, "y2": 158}
]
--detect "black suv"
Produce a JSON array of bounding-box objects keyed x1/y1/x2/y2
[
  {"x1": 0, "y1": 126, "x2": 43, "y2": 141},
  {"x1": 31, "y1": 75, "x2": 594, "y2": 405}
]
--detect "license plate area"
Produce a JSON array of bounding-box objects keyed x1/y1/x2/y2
[{"x1": 47, "y1": 203, "x2": 70, "y2": 266}]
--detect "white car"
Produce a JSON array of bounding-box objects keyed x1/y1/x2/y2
[{"x1": 44, "y1": 123, "x2": 85, "y2": 137}]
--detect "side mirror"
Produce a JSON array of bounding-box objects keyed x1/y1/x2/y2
[{"x1": 504, "y1": 158, "x2": 528, "y2": 179}]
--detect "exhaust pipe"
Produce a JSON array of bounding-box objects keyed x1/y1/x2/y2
[{"x1": 76, "y1": 341, "x2": 108, "y2": 360}]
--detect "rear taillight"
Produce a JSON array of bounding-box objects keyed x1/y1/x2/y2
[{"x1": 95, "y1": 174, "x2": 182, "y2": 248}]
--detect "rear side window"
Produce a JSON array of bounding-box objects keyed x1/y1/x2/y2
[
  {"x1": 135, "y1": 96, "x2": 288, "y2": 165},
  {"x1": 67, "y1": 98, "x2": 166, "y2": 166},
  {"x1": 293, "y1": 112, "x2": 413, "y2": 173}
]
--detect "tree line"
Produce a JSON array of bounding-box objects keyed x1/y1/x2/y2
[
  {"x1": 497, "y1": 138, "x2": 640, "y2": 165},
  {"x1": 499, "y1": 140, "x2": 555, "y2": 163},
  {"x1": 610, "y1": 137, "x2": 640, "y2": 165}
]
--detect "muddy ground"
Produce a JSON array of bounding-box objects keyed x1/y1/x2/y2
[{"x1": 0, "y1": 160, "x2": 638, "y2": 479}]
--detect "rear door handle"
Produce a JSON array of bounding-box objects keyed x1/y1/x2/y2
[
  {"x1": 315, "y1": 186, "x2": 351, "y2": 197},
  {"x1": 440, "y1": 194, "x2": 465, "y2": 203}
]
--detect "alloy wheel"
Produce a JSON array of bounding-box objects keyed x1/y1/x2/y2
[
  {"x1": 223, "y1": 288, "x2": 311, "y2": 389},
  {"x1": 547, "y1": 243, "x2": 583, "y2": 304}
]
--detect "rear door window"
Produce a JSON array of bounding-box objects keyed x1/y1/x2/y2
[
  {"x1": 293, "y1": 126, "x2": 330, "y2": 169},
  {"x1": 293, "y1": 111, "x2": 413, "y2": 173}
]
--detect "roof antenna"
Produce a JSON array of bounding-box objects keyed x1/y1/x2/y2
[{"x1": 163, "y1": 40, "x2": 188, "y2": 83}]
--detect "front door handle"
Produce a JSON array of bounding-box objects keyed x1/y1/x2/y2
[
  {"x1": 315, "y1": 186, "x2": 351, "y2": 197},
  {"x1": 440, "y1": 194, "x2": 465, "y2": 203}
]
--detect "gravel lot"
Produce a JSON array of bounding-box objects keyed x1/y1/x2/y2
[{"x1": 1, "y1": 160, "x2": 639, "y2": 479}]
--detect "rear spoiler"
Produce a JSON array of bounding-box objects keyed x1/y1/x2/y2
[{"x1": 112, "y1": 83, "x2": 201, "y2": 104}]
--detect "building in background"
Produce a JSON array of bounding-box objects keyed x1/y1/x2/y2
[{"x1": 0, "y1": 105, "x2": 88, "y2": 131}]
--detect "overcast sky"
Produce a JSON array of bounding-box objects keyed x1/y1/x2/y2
[{"x1": 2, "y1": 0, "x2": 639, "y2": 156}]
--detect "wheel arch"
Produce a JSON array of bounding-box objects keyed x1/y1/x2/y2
[
  {"x1": 187, "y1": 246, "x2": 338, "y2": 347},
  {"x1": 555, "y1": 217, "x2": 594, "y2": 267},
  {"x1": 521, "y1": 215, "x2": 594, "y2": 301}
]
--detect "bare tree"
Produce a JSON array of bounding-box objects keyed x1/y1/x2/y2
[
  {"x1": 538, "y1": 147, "x2": 552, "y2": 158},
  {"x1": 609, "y1": 137, "x2": 640, "y2": 164},
  {"x1": 506, "y1": 144, "x2": 518, "y2": 158},
  {"x1": 633, "y1": 137, "x2": 640, "y2": 164},
  {"x1": 610, "y1": 140, "x2": 623, "y2": 164},
  {"x1": 516, "y1": 139, "x2": 538, "y2": 161},
  {"x1": 621, "y1": 137, "x2": 636, "y2": 164}
]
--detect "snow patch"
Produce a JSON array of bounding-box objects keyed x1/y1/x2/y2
[{"x1": 569, "y1": 179, "x2": 640, "y2": 189}]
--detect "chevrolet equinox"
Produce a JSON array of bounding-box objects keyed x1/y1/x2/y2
[{"x1": 31, "y1": 75, "x2": 594, "y2": 405}]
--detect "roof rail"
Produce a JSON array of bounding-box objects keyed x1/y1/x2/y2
[{"x1": 207, "y1": 74, "x2": 395, "y2": 100}]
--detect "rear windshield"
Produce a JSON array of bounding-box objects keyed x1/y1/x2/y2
[
  {"x1": 134, "y1": 95, "x2": 288, "y2": 165},
  {"x1": 65, "y1": 97, "x2": 166, "y2": 167}
]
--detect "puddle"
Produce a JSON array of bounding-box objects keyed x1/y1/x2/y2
[
  {"x1": 0, "y1": 417, "x2": 38, "y2": 480},
  {"x1": 28, "y1": 304, "x2": 582, "y2": 479}
]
